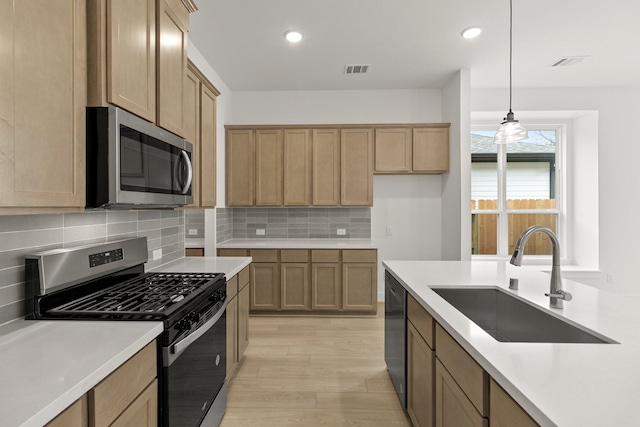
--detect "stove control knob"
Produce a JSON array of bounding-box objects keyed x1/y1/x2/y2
[
  {"x1": 177, "y1": 319, "x2": 194, "y2": 331},
  {"x1": 188, "y1": 312, "x2": 201, "y2": 324}
]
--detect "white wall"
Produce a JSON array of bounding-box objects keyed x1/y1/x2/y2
[
  {"x1": 441, "y1": 70, "x2": 472, "y2": 260},
  {"x1": 473, "y1": 86, "x2": 640, "y2": 293}
]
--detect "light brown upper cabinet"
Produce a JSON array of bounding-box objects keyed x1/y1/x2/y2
[
  {"x1": 374, "y1": 125, "x2": 450, "y2": 174},
  {"x1": 226, "y1": 130, "x2": 255, "y2": 206},
  {"x1": 375, "y1": 128, "x2": 412, "y2": 173},
  {"x1": 184, "y1": 61, "x2": 220, "y2": 208},
  {"x1": 413, "y1": 127, "x2": 450, "y2": 173},
  {"x1": 0, "y1": 0, "x2": 87, "y2": 213},
  {"x1": 255, "y1": 130, "x2": 283, "y2": 206},
  {"x1": 157, "y1": 0, "x2": 189, "y2": 136},
  {"x1": 341, "y1": 129, "x2": 374, "y2": 206},
  {"x1": 284, "y1": 129, "x2": 312, "y2": 206},
  {"x1": 312, "y1": 129, "x2": 341, "y2": 206},
  {"x1": 88, "y1": 0, "x2": 196, "y2": 138}
]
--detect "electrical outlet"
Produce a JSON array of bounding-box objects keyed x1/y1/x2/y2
[
  {"x1": 256, "y1": 229, "x2": 266, "y2": 235},
  {"x1": 188, "y1": 229, "x2": 198, "y2": 236},
  {"x1": 152, "y1": 249, "x2": 162, "y2": 261},
  {"x1": 337, "y1": 229, "x2": 346, "y2": 235}
]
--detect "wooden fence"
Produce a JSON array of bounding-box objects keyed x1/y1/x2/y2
[{"x1": 471, "y1": 199, "x2": 557, "y2": 255}]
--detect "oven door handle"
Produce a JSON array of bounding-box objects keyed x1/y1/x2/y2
[{"x1": 170, "y1": 299, "x2": 227, "y2": 359}]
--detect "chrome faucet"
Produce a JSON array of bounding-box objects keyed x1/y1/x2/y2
[{"x1": 510, "y1": 225, "x2": 572, "y2": 309}]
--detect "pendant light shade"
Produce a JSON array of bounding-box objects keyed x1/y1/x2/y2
[
  {"x1": 494, "y1": 111, "x2": 528, "y2": 144},
  {"x1": 494, "y1": 0, "x2": 527, "y2": 144}
]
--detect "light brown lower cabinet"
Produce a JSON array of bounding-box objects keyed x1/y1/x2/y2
[
  {"x1": 46, "y1": 395, "x2": 88, "y2": 427},
  {"x1": 407, "y1": 322, "x2": 435, "y2": 427},
  {"x1": 490, "y1": 379, "x2": 539, "y2": 427},
  {"x1": 435, "y1": 360, "x2": 488, "y2": 427},
  {"x1": 185, "y1": 247, "x2": 204, "y2": 257},
  {"x1": 226, "y1": 266, "x2": 250, "y2": 380},
  {"x1": 110, "y1": 379, "x2": 157, "y2": 427},
  {"x1": 219, "y1": 248, "x2": 377, "y2": 314}
]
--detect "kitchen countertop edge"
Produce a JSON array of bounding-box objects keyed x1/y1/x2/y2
[{"x1": 217, "y1": 238, "x2": 378, "y2": 249}]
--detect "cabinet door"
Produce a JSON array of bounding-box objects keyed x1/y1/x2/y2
[
  {"x1": 200, "y1": 83, "x2": 217, "y2": 207},
  {"x1": 226, "y1": 295, "x2": 238, "y2": 379},
  {"x1": 183, "y1": 65, "x2": 200, "y2": 207},
  {"x1": 110, "y1": 379, "x2": 157, "y2": 427},
  {"x1": 157, "y1": 0, "x2": 188, "y2": 137},
  {"x1": 311, "y1": 263, "x2": 341, "y2": 311},
  {"x1": 408, "y1": 322, "x2": 435, "y2": 427},
  {"x1": 255, "y1": 130, "x2": 283, "y2": 206},
  {"x1": 250, "y1": 263, "x2": 280, "y2": 311},
  {"x1": 312, "y1": 129, "x2": 340, "y2": 206},
  {"x1": 374, "y1": 128, "x2": 412, "y2": 173},
  {"x1": 238, "y1": 282, "x2": 250, "y2": 358},
  {"x1": 46, "y1": 395, "x2": 88, "y2": 427},
  {"x1": 490, "y1": 380, "x2": 539, "y2": 427},
  {"x1": 107, "y1": 0, "x2": 156, "y2": 122},
  {"x1": 283, "y1": 129, "x2": 311, "y2": 206},
  {"x1": 341, "y1": 129, "x2": 373, "y2": 206},
  {"x1": 435, "y1": 360, "x2": 487, "y2": 427},
  {"x1": 281, "y1": 262, "x2": 310, "y2": 310},
  {"x1": 226, "y1": 130, "x2": 254, "y2": 206},
  {"x1": 413, "y1": 127, "x2": 449, "y2": 173},
  {"x1": 342, "y1": 263, "x2": 377, "y2": 312},
  {"x1": 1, "y1": 0, "x2": 86, "y2": 209}
]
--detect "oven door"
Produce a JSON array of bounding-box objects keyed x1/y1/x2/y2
[{"x1": 162, "y1": 301, "x2": 227, "y2": 427}]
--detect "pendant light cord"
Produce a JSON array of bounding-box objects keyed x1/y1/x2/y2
[{"x1": 509, "y1": 0, "x2": 513, "y2": 113}]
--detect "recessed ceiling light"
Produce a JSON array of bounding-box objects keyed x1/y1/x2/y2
[
  {"x1": 284, "y1": 31, "x2": 302, "y2": 43},
  {"x1": 461, "y1": 26, "x2": 482, "y2": 39}
]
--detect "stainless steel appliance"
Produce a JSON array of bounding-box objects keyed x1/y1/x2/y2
[
  {"x1": 384, "y1": 270, "x2": 407, "y2": 408},
  {"x1": 25, "y1": 238, "x2": 226, "y2": 427},
  {"x1": 86, "y1": 106, "x2": 193, "y2": 209}
]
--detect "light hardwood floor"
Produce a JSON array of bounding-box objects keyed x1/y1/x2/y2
[{"x1": 221, "y1": 304, "x2": 411, "y2": 426}]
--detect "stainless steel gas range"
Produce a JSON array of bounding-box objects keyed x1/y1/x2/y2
[{"x1": 24, "y1": 237, "x2": 227, "y2": 427}]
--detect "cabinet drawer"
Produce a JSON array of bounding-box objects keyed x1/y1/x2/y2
[
  {"x1": 281, "y1": 249, "x2": 309, "y2": 262},
  {"x1": 239, "y1": 265, "x2": 250, "y2": 289},
  {"x1": 46, "y1": 395, "x2": 87, "y2": 427},
  {"x1": 227, "y1": 274, "x2": 238, "y2": 297},
  {"x1": 408, "y1": 294, "x2": 434, "y2": 349},
  {"x1": 218, "y1": 249, "x2": 248, "y2": 257},
  {"x1": 342, "y1": 249, "x2": 377, "y2": 263},
  {"x1": 435, "y1": 324, "x2": 488, "y2": 416},
  {"x1": 250, "y1": 249, "x2": 279, "y2": 262},
  {"x1": 89, "y1": 342, "x2": 157, "y2": 427},
  {"x1": 311, "y1": 249, "x2": 340, "y2": 263}
]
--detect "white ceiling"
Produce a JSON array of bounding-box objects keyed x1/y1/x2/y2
[{"x1": 189, "y1": 0, "x2": 640, "y2": 92}]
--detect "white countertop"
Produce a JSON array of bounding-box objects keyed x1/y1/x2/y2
[
  {"x1": 0, "y1": 320, "x2": 162, "y2": 427},
  {"x1": 152, "y1": 256, "x2": 252, "y2": 278},
  {"x1": 382, "y1": 260, "x2": 640, "y2": 427},
  {"x1": 217, "y1": 238, "x2": 378, "y2": 249}
]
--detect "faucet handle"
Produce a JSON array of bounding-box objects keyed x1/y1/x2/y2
[{"x1": 545, "y1": 290, "x2": 573, "y2": 301}]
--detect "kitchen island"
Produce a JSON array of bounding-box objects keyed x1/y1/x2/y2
[{"x1": 384, "y1": 260, "x2": 640, "y2": 427}]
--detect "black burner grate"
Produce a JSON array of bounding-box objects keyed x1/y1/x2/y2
[{"x1": 48, "y1": 272, "x2": 221, "y2": 317}]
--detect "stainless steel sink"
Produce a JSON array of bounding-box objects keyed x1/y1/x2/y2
[{"x1": 431, "y1": 288, "x2": 615, "y2": 344}]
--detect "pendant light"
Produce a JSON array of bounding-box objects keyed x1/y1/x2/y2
[{"x1": 494, "y1": 0, "x2": 528, "y2": 144}]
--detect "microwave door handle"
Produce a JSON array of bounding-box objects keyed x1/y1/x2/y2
[{"x1": 180, "y1": 150, "x2": 193, "y2": 195}]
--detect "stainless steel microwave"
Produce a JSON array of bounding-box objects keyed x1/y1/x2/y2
[{"x1": 86, "y1": 106, "x2": 193, "y2": 209}]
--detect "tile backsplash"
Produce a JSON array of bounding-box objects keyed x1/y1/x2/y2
[
  {"x1": 226, "y1": 207, "x2": 371, "y2": 240},
  {"x1": 0, "y1": 210, "x2": 185, "y2": 326},
  {"x1": 185, "y1": 209, "x2": 205, "y2": 239}
]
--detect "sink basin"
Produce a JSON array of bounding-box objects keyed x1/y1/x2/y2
[{"x1": 431, "y1": 288, "x2": 615, "y2": 344}]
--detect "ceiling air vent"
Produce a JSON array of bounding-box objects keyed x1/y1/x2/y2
[
  {"x1": 551, "y1": 56, "x2": 588, "y2": 67},
  {"x1": 344, "y1": 64, "x2": 370, "y2": 74}
]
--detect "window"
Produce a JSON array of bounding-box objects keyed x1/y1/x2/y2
[{"x1": 471, "y1": 126, "x2": 563, "y2": 257}]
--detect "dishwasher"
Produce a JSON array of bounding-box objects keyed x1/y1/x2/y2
[{"x1": 384, "y1": 270, "x2": 407, "y2": 408}]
